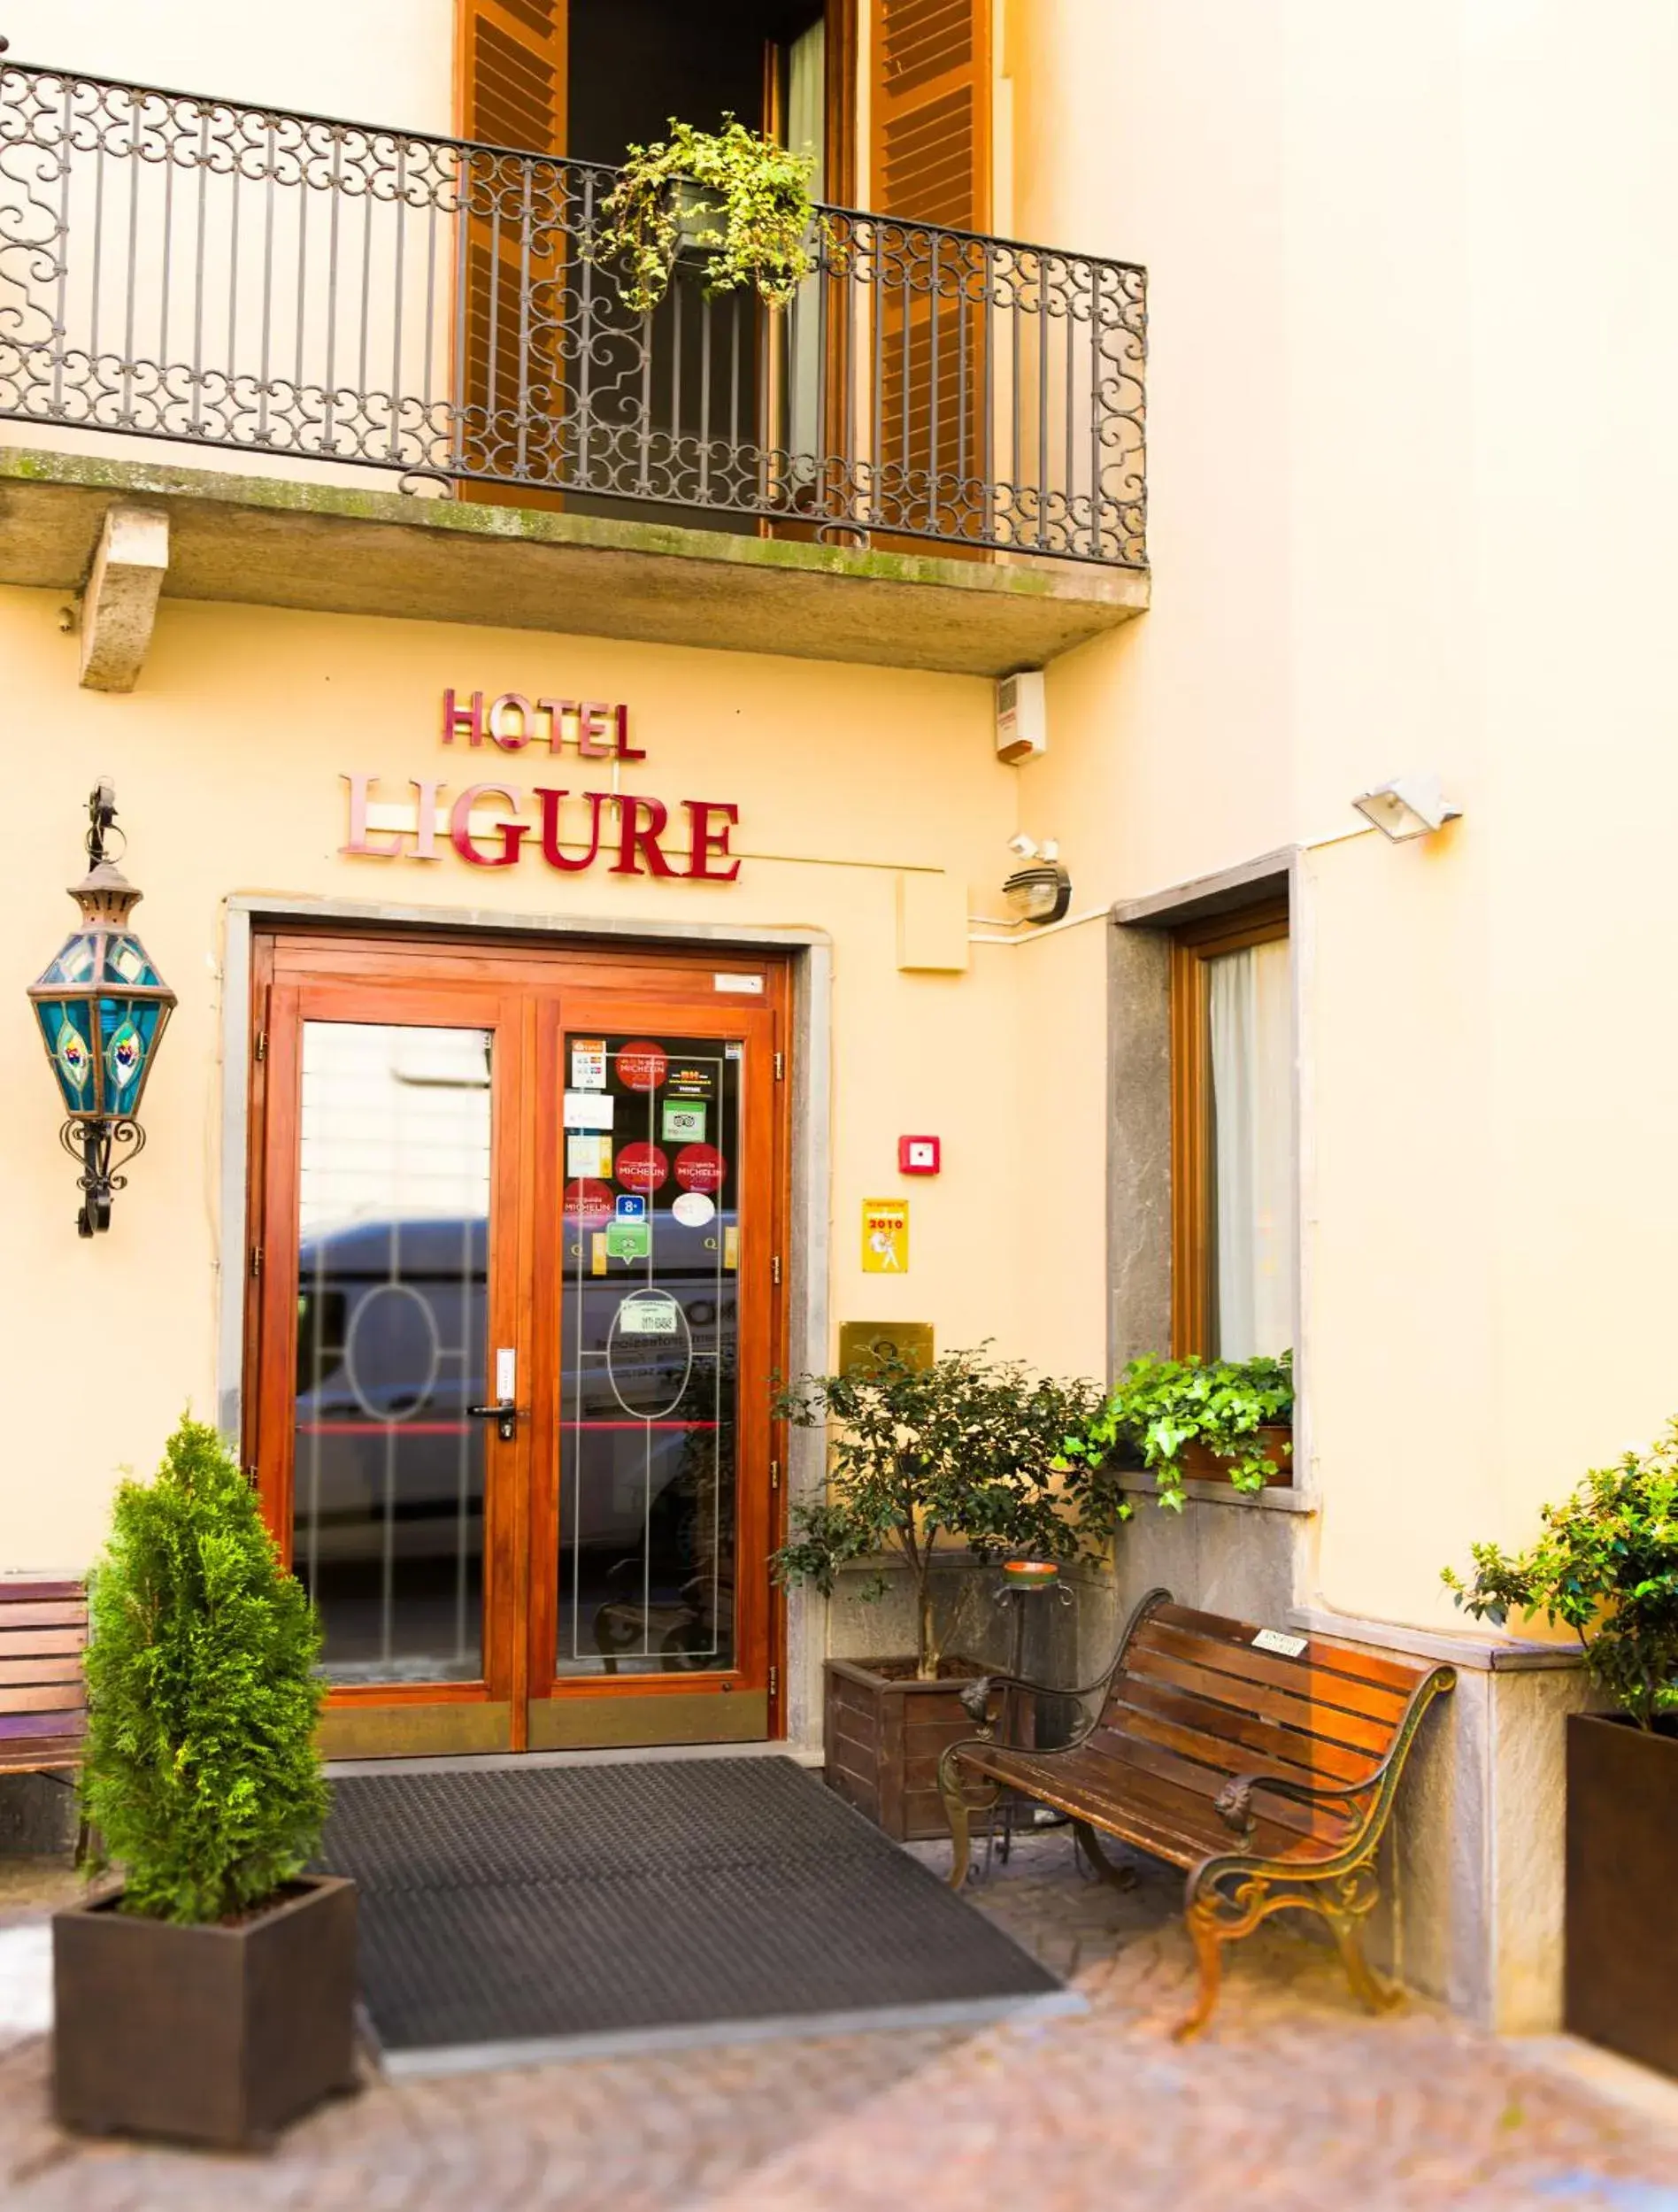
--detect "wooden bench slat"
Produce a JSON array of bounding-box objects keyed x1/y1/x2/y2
[
  {"x1": 1151, "y1": 1601, "x2": 1430, "y2": 1698},
  {"x1": 1113, "y1": 1673, "x2": 1381, "y2": 1789},
  {"x1": 0, "y1": 1743, "x2": 84, "y2": 1774},
  {"x1": 1087, "y1": 1725, "x2": 1347, "y2": 1844},
  {"x1": 1132, "y1": 1620, "x2": 1412, "y2": 1728},
  {"x1": 0, "y1": 1656, "x2": 86, "y2": 1687},
  {"x1": 0, "y1": 1683, "x2": 87, "y2": 1715},
  {"x1": 0, "y1": 1715, "x2": 87, "y2": 1740},
  {"x1": 1124, "y1": 1642, "x2": 1398, "y2": 1758},
  {"x1": 0, "y1": 1580, "x2": 84, "y2": 1604},
  {"x1": 0, "y1": 1601, "x2": 86, "y2": 1630},
  {"x1": 1102, "y1": 1699, "x2": 1378, "y2": 1807},
  {"x1": 966, "y1": 1744, "x2": 1321, "y2": 1869},
  {"x1": 0, "y1": 1628, "x2": 87, "y2": 1658}
]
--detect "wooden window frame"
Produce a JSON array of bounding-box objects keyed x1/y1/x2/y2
[{"x1": 1169, "y1": 900, "x2": 1289, "y2": 1360}]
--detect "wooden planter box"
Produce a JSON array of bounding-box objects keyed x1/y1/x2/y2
[
  {"x1": 1565, "y1": 1711, "x2": 1678, "y2": 2078},
  {"x1": 1177, "y1": 1422, "x2": 1294, "y2": 1487},
  {"x1": 53, "y1": 1874, "x2": 358, "y2": 2148},
  {"x1": 826, "y1": 1656, "x2": 1013, "y2": 1842}
]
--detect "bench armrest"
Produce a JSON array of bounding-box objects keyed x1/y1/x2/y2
[
  {"x1": 957, "y1": 1669, "x2": 1110, "y2": 1746},
  {"x1": 1213, "y1": 1754, "x2": 1392, "y2": 1841}
]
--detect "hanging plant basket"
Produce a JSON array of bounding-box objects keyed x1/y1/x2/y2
[{"x1": 595, "y1": 117, "x2": 821, "y2": 315}]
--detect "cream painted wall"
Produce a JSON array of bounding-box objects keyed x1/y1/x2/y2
[
  {"x1": 1004, "y1": 1, "x2": 1678, "y2": 1629},
  {"x1": 4, "y1": 1, "x2": 455, "y2": 133},
  {"x1": 0, "y1": 586, "x2": 1035, "y2": 1568}
]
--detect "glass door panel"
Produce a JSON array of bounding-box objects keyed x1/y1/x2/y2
[
  {"x1": 291, "y1": 1020, "x2": 492, "y2": 1685},
  {"x1": 558, "y1": 1033, "x2": 742, "y2": 1676}
]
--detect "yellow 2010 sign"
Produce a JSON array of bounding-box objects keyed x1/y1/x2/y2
[{"x1": 861, "y1": 1198, "x2": 909, "y2": 1274}]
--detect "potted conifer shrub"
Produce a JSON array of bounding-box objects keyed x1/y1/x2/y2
[
  {"x1": 1443, "y1": 1425, "x2": 1678, "y2": 2079},
  {"x1": 774, "y1": 1346, "x2": 1104, "y2": 1841},
  {"x1": 54, "y1": 1417, "x2": 357, "y2": 2149}
]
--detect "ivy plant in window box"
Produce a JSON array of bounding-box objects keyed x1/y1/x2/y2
[
  {"x1": 773, "y1": 1345, "x2": 1105, "y2": 1840},
  {"x1": 54, "y1": 1419, "x2": 356, "y2": 2151},
  {"x1": 1443, "y1": 1428, "x2": 1678, "y2": 2080},
  {"x1": 1061, "y1": 1351, "x2": 1294, "y2": 1513},
  {"x1": 595, "y1": 117, "x2": 822, "y2": 317}
]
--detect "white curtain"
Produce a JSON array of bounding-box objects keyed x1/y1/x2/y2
[
  {"x1": 1207, "y1": 939, "x2": 1294, "y2": 1359},
  {"x1": 786, "y1": 21, "x2": 826, "y2": 480}
]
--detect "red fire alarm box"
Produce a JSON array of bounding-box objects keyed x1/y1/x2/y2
[{"x1": 898, "y1": 1136, "x2": 941, "y2": 1175}]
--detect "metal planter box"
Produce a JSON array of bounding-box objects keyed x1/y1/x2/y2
[
  {"x1": 1565, "y1": 1711, "x2": 1678, "y2": 2079},
  {"x1": 53, "y1": 1873, "x2": 358, "y2": 2148}
]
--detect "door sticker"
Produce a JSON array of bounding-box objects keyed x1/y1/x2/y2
[
  {"x1": 862, "y1": 1198, "x2": 910, "y2": 1273},
  {"x1": 615, "y1": 1142, "x2": 670, "y2": 1195},
  {"x1": 564, "y1": 1090, "x2": 614, "y2": 1130},
  {"x1": 661, "y1": 1101, "x2": 706, "y2": 1144},
  {"x1": 672, "y1": 1191, "x2": 715, "y2": 1228},
  {"x1": 566, "y1": 1134, "x2": 612, "y2": 1178},
  {"x1": 674, "y1": 1144, "x2": 726, "y2": 1193},
  {"x1": 605, "y1": 1213, "x2": 651, "y2": 1262},
  {"x1": 571, "y1": 1038, "x2": 607, "y2": 1091},
  {"x1": 617, "y1": 1290, "x2": 681, "y2": 1338},
  {"x1": 616, "y1": 1040, "x2": 668, "y2": 1091},
  {"x1": 563, "y1": 1178, "x2": 613, "y2": 1230}
]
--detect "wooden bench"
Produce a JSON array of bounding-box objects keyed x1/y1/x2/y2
[
  {"x1": 0, "y1": 1579, "x2": 89, "y2": 1833},
  {"x1": 940, "y1": 1586, "x2": 1454, "y2": 2039}
]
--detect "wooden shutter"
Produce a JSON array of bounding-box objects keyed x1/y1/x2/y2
[
  {"x1": 458, "y1": 0, "x2": 566, "y2": 153},
  {"x1": 456, "y1": 1, "x2": 568, "y2": 487},
  {"x1": 871, "y1": 0, "x2": 989, "y2": 231},
  {"x1": 869, "y1": 0, "x2": 989, "y2": 546}
]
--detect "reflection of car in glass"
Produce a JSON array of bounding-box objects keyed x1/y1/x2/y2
[{"x1": 292, "y1": 1212, "x2": 737, "y2": 1593}]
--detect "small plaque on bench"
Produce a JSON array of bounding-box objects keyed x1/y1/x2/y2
[{"x1": 1251, "y1": 1628, "x2": 1309, "y2": 1658}]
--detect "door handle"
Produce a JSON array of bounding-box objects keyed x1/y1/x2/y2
[
  {"x1": 466, "y1": 1400, "x2": 522, "y2": 1443},
  {"x1": 467, "y1": 1347, "x2": 520, "y2": 1441}
]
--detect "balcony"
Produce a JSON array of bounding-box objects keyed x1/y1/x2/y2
[{"x1": 0, "y1": 58, "x2": 1148, "y2": 674}]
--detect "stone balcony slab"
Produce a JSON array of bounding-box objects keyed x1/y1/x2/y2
[{"x1": 0, "y1": 444, "x2": 1148, "y2": 676}]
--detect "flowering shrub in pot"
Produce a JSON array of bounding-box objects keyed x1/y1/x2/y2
[
  {"x1": 773, "y1": 1345, "x2": 1104, "y2": 1838},
  {"x1": 1443, "y1": 1425, "x2": 1678, "y2": 2077}
]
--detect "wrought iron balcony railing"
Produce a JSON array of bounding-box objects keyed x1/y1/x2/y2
[{"x1": 0, "y1": 59, "x2": 1145, "y2": 567}]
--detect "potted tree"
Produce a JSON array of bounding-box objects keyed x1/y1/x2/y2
[
  {"x1": 1062, "y1": 1351, "x2": 1294, "y2": 1510},
  {"x1": 1443, "y1": 1425, "x2": 1678, "y2": 2078},
  {"x1": 594, "y1": 117, "x2": 822, "y2": 317},
  {"x1": 54, "y1": 1417, "x2": 357, "y2": 2148},
  {"x1": 774, "y1": 1345, "x2": 1104, "y2": 1840}
]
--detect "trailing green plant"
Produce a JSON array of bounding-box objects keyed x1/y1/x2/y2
[
  {"x1": 594, "y1": 116, "x2": 821, "y2": 315},
  {"x1": 772, "y1": 1345, "x2": 1105, "y2": 1679},
  {"x1": 1061, "y1": 1350, "x2": 1294, "y2": 1513},
  {"x1": 81, "y1": 1415, "x2": 328, "y2": 1923},
  {"x1": 1443, "y1": 1426, "x2": 1678, "y2": 1730}
]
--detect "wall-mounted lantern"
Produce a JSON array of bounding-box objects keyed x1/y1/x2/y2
[{"x1": 27, "y1": 782, "x2": 176, "y2": 1237}]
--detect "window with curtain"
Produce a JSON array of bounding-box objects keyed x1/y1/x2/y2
[{"x1": 1170, "y1": 906, "x2": 1294, "y2": 1360}]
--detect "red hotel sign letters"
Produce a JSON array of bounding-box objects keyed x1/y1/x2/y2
[{"x1": 341, "y1": 690, "x2": 741, "y2": 882}]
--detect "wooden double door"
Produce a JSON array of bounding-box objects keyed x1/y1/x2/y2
[{"x1": 244, "y1": 929, "x2": 789, "y2": 1758}]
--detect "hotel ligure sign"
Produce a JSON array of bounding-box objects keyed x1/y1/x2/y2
[{"x1": 341, "y1": 690, "x2": 742, "y2": 882}]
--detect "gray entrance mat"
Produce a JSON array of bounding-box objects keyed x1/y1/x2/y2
[{"x1": 316, "y1": 1757, "x2": 1076, "y2": 2071}]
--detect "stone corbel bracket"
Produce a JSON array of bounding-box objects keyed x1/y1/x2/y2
[{"x1": 77, "y1": 504, "x2": 169, "y2": 692}]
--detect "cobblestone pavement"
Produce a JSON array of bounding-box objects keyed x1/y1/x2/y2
[{"x1": 3, "y1": 1829, "x2": 1676, "y2": 2212}]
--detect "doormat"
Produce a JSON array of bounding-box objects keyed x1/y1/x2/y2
[{"x1": 315, "y1": 1757, "x2": 1076, "y2": 2074}]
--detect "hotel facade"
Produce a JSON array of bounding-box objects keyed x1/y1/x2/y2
[{"x1": 4, "y1": 0, "x2": 1674, "y2": 2035}]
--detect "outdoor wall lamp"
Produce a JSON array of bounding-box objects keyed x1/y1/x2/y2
[
  {"x1": 1352, "y1": 774, "x2": 1462, "y2": 842},
  {"x1": 1002, "y1": 833, "x2": 1073, "y2": 925},
  {"x1": 27, "y1": 782, "x2": 176, "y2": 1237}
]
